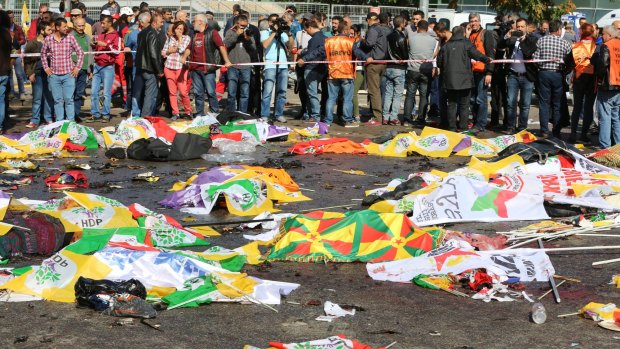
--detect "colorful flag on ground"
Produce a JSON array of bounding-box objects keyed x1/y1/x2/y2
[
  {"x1": 367, "y1": 245, "x2": 555, "y2": 283},
  {"x1": 267, "y1": 210, "x2": 443, "y2": 262}
]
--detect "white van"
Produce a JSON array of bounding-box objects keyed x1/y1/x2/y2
[
  {"x1": 597, "y1": 9, "x2": 620, "y2": 27},
  {"x1": 428, "y1": 10, "x2": 496, "y2": 30}
]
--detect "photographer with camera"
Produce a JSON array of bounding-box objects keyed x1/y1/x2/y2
[
  {"x1": 260, "y1": 14, "x2": 293, "y2": 123},
  {"x1": 224, "y1": 14, "x2": 256, "y2": 113}
]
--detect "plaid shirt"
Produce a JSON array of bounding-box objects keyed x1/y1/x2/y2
[
  {"x1": 41, "y1": 34, "x2": 84, "y2": 75},
  {"x1": 162, "y1": 35, "x2": 191, "y2": 70},
  {"x1": 533, "y1": 34, "x2": 572, "y2": 71}
]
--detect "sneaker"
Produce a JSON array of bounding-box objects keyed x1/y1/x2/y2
[
  {"x1": 365, "y1": 120, "x2": 380, "y2": 126},
  {"x1": 170, "y1": 114, "x2": 180, "y2": 121},
  {"x1": 276, "y1": 116, "x2": 287, "y2": 123},
  {"x1": 502, "y1": 128, "x2": 515, "y2": 135},
  {"x1": 345, "y1": 121, "x2": 360, "y2": 128},
  {"x1": 184, "y1": 114, "x2": 193, "y2": 120},
  {"x1": 84, "y1": 117, "x2": 98, "y2": 123},
  {"x1": 304, "y1": 118, "x2": 319, "y2": 123},
  {"x1": 102, "y1": 116, "x2": 110, "y2": 123},
  {"x1": 45, "y1": 121, "x2": 53, "y2": 126},
  {"x1": 25, "y1": 122, "x2": 36, "y2": 128}
]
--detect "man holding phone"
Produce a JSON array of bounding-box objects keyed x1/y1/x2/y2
[{"x1": 504, "y1": 18, "x2": 538, "y2": 134}]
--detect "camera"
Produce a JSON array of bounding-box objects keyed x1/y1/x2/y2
[
  {"x1": 271, "y1": 17, "x2": 290, "y2": 33},
  {"x1": 245, "y1": 28, "x2": 252, "y2": 36},
  {"x1": 498, "y1": 20, "x2": 514, "y2": 37}
]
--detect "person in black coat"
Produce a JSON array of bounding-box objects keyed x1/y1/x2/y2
[
  {"x1": 436, "y1": 26, "x2": 491, "y2": 131},
  {"x1": 134, "y1": 12, "x2": 164, "y2": 117}
]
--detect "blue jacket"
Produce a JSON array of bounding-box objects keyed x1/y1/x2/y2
[{"x1": 301, "y1": 31, "x2": 327, "y2": 73}]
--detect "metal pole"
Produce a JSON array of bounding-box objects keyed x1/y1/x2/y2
[
  {"x1": 420, "y1": 0, "x2": 429, "y2": 14},
  {"x1": 538, "y1": 239, "x2": 561, "y2": 303}
]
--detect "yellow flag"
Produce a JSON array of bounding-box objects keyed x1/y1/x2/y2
[
  {"x1": 412, "y1": 127, "x2": 465, "y2": 158},
  {"x1": 21, "y1": 3, "x2": 30, "y2": 32}
]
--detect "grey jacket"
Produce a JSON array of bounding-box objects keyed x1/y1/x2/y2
[
  {"x1": 360, "y1": 24, "x2": 390, "y2": 60},
  {"x1": 224, "y1": 29, "x2": 256, "y2": 69},
  {"x1": 407, "y1": 31, "x2": 437, "y2": 72}
]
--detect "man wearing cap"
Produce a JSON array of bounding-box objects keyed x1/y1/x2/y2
[
  {"x1": 93, "y1": 11, "x2": 111, "y2": 36},
  {"x1": 359, "y1": 12, "x2": 390, "y2": 122},
  {"x1": 67, "y1": 9, "x2": 92, "y2": 35},
  {"x1": 102, "y1": 0, "x2": 121, "y2": 16}
]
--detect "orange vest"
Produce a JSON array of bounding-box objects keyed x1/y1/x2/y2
[
  {"x1": 324, "y1": 35, "x2": 355, "y2": 80},
  {"x1": 470, "y1": 29, "x2": 486, "y2": 73},
  {"x1": 572, "y1": 40, "x2": 595, "y2": 79},
  {"x1": 606, "y1": 38, "x2": 620, "y2": 86}
]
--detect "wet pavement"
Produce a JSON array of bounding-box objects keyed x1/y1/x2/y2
[{"x1": 1, "y1": 92, "x2": 619, "y2": 348}]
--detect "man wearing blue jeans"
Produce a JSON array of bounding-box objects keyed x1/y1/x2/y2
[
  {"x1": 190, "y1": 14, "x2": 232, "y2": 116},
  {"x1": 533, "y1": 20, "x2": 572, "y2": 137},
  {"x1": 297, "y1": 19, "x2": 326, "y2": 122},
  {"x1": 0, "y1": 11, "x2": 11, "y2": 133},
  {"x1": 89, "y1": 15, "x2": 119, "y2": 122},
  {"x1": 223, "y1": 15, "x2": 255, "y2": 113},
  {"x1": 322, "y1": 22, "x2": 356, "y2": 126},
  {"x1": 24, "y1": 20, "x2": 54, "y2": 128},
  {"x1": 41, "y1": 18, "x2": 84, "y2": 122},
  {"x1": 595, "y1": 25, "x2": 620, "y2": 149},
  {"x1": 468, "y1": 13, "x2": 496, "y2": 133},
  {"x1": 71, "y1": 17, "x2": 91, "y2": 119},
  {"x1": 504, "y1": 18, "x2": 538, "y2": 134},
  {"x1": 260, "y1": 15, "x2": 293, "y2": 123},
  {"x1": 134, "y1": 12, "x2": 164, "y2": 117},
  {"x1": 383, "y1": 16, "x2": 408, "y2": 125}
]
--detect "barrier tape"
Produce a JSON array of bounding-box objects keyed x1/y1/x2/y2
[
  {"x1": 10, "y1": 50, "x2": 129, "y2": 58},
  {"x1": 10, "y1": 50, "x2": 561, "y2": 67},
  {"x1": 185, "y1": 58, "x2": 562, "y2": 68}
]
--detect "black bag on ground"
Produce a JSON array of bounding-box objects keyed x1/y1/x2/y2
[
  {"x1": 362, "y1": 177, "x2": 426, "y2": 207},
  {"x1": 123, "y1": 134, "x2": 212, "y2": 161},
  {"x1": 75, "y1": 277, "x2": 147, "y2": 310},
  {"x1": 490, "y1": 137, "x2": 580, "y2": 164}
]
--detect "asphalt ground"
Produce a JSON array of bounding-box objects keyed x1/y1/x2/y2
[{"x1": 0, "y1": 87, "x2": 619, "y2": 349}]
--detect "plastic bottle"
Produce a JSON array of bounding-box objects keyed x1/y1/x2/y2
[{"x1": 531, "y1": 302, "x2": 547, "y2": 324}]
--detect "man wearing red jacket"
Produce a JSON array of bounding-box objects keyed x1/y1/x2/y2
[
  {"x1": 88, "y1": 15, "x2": 119, "y2": 122},
  {"x1": 28, "y1": 4, "x2": 50, "y2": 41}
]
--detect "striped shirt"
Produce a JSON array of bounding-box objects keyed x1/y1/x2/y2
[
  {"x1": 533, "y1": 34, "x2": 572, "y2": 71},
  {"x1": 162, "y1": 35, "x2": 191, "y2": 70},
  {"x1": 41, "y1": 34, "x2": 84, "y2": 75}
]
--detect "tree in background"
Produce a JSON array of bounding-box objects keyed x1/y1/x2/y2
[{"x1": 488, "y1": 0, "x2": 576, "y2": 23}]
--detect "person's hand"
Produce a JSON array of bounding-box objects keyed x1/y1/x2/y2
[
  {"x1": 297, "y1": 59, "x2": 304, "y2": 66},
  {"x1": 236, "y1": 25, "x2": 244, "y2": 35},
  {"x1": 484, "y1": 75, "x2": 492, "y2": 86},
  {"x1": 158, "y1": 73, "x2": 164, "y2": 78},
  {"x1": 71, "y1": 68, "x2": 80, "y2": 77},
  {"x1": 432, "y1": 67, "x2": 438, "y2": 77},
  {"x1": 180, "y1": 57, "x2": 186, "y2": 65},
  {"x1": 44, "y1": 68, "x2": 52, "y2": 76},
  {"x1": 88, "y1": 73, "x2": 93, "y2": 80},
  {"x1": 29, "y1": 74, "x2": 36, "y2": 83},
  {"x1": 124, "y1": 47, "x2": 131, "y2": 52},
  {"x1": 224, "y1": 61, "x2": 232, "y2": 68},
  {"x1": 97, "y1": 41, "x2": 107, "y2": 47},
  {"x1": 366, "y1": 57, "x2": 374, "y2": 64}
]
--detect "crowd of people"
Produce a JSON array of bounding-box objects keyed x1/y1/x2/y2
[{"x1": 0, "y1": 3, "x2": 620, "y2": 148}]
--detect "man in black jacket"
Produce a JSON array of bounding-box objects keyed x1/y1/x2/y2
[
  {"x1": 595, "y1": 25, "x2": 620, "y2": 149},
  {"x1": 504, "y1": 18, "x2": 538, "y2": 134},
  {"x1": 437, "y1": 26, "x2": 491, "y2": 131},
  {"x1": 383, "y1": 15, "x2": 408, "y2": 125},
  {"x1": 134, "y1": 12, "x2": 164, "y2": 117}
]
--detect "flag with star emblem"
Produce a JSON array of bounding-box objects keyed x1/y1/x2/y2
[{"x1": 266, "y1": 210, "x2": 444, "y2": 263}]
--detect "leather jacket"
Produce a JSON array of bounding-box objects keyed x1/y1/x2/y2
[
  {"x1": 387, "y1": 29, "x2": 408, "y2": 68},
  {"x1": 595, "y1": 39, "x2": 620, "y2": 92},
  {"x1": 136, "y1": 26, "x2": 163, "y2": 75}
]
